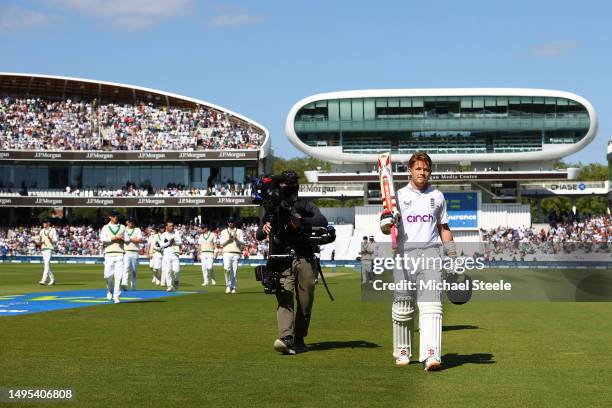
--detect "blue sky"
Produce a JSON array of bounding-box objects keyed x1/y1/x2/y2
[{"x1": 0, "y1": 0, "x2": 610, "y2": 164}]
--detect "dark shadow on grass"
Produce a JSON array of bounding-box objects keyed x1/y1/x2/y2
[
  {"x1": 307, "y1": 340, "x2": 381, "y2": 351},
  {"x1": 441, "y1": 353, "x2": 495, "y2": 370},
  {"x1": 442, "y1": 325, "x2": 479, "y2": 332}
]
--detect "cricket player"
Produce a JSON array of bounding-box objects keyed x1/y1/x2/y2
[
  {"x1": 147, "y1": 225, "x2": 164, "y2": 285},
  {"x1": 382, "y1": 152, "x2": 456, "y2": 371},
  {"x1": 37, "y1": 218, "x2": 58, "y2": 286},
  {"x1": 220, "y1": 217, "x2": 244, "y2": 294},
  {"x1": 156, "y1": 224, "x2": 167, "y2": 286},
  {"x1": 100, "y1": 210, "x2": 126, "y2": 304},
  {"x1": 160, "y1": 221, "x2": 182, "y2": 292},
  {"x1": 122, "y1": 217, "x2": 143, "y2": 291},
  {"x1": 198, "y1": 224, "x2": 216, "y2": 286},
  {"x1": 359, "y1": 235, "x2": 374, "y2": 284}
]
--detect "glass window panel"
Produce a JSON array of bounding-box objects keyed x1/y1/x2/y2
[
  {"x1": 460, "y1": 97, "x2": 472, "y2": 108},
  {"x1": 233, "y1": 167, "x2": 245, "y2": 183},
  {"x1": 485, "y1": 97, "x2": 496, "y2": 106},
  {"x1": 152, "y1": 166, "x2": 163, "y2": 188},
  {"x1": 363, "y1": 99, "x2": 375, "y2": 120},
  {"x1": 388, "y1": 98, "x2": 399, "y2": 108},
  {"x1": 496, "y1": 97, "x2": 508, "y2": 106},
  {"x1": 220, "y1": 167, "x2": 233, "y2": 183},
  {"x1": 130, "y1": 167, "x2": 140, "y2": 185},
  {"x1": 521, "y1": 97, "x2": 532, "y2": 104},
  {"x1": 545, "y1": 97, "x2": 556, "y2": 104},
  {"x1": 327, "y1": 100, "x2": 339, "y2": 121},
  {"x1": 557, "y1": 98, "x2": 568, "y2": 106},
  {"x1": 412, "y1": 98, "x2": 423, "y2": 107},
  {"x1": 533, "y1": 97, "x2": 544, "y2": 104},
  {"x1": 472, "y1": 98, "x2": 484, "y2": 108},
  {"x1": 340, "y1": 99, "x2": 351, "y2": 120},
  {"x1": 201, "y1": 168, "x2": 211, "y2": 186},
  {"x1": 315, "y1": 101, "x2": 327, "y2": 108},
  {"x1": 375, "y1": 99, "x2": 387, "y2": 107},
  {"x1": 400, "y1": 98, "x2": 411, "y2": 107},
  {"x1": 351, "y1": 99, "x2": 363, "y2": 120},
  {"x1": 191, "y1": 167, "x2": 201, "y2": 182}
]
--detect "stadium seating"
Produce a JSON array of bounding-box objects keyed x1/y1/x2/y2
[{"x1": 0, "y1": 97, "x2": 264, "y2": 151}]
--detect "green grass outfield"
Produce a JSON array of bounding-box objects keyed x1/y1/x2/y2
[{"x1": 1, "y1": 263, "x2": 612, "y2": 408}]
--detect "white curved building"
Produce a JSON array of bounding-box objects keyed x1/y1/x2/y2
[{"x1": 286, "y1": 89, "x2": 597, "y2": 166}]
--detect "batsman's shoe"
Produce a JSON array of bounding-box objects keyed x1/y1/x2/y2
[
  {"x1": 211, "y1": 279, "x2": 216, "y2": 285},
  {"x1": 113, "y1": 298, "x2": 120, "y2": 304},
  {"x1": 273, "y1": 336, "x2": 296, "y2": 355},
  {"x1": 202, "y1": 282, "x2": 208, "y2": 287},
  {"x1": 225, "y1": 286, "x2": 231, "y2": 294},
  {"x1": 152, "y1": 277, "x2": 156, "y2": 283},
  {"x1": 48, "y1": 281, "x2": 55, "y2": 286},
  {"x1": 395, "y1": 356, "x2": 410, "y2": 366},
  {"x1": 106, "y1": 291, "x2": 112, "y2": 300},
  {"x1": 38, "y1": 281, "x2": 46, "y2": 285},
  {"x1": 231, "y1": 288, "x2": 236, "y2": 294},
  {"x1": 423, "y1": 357, "x2": 441, "y2": 372},
  {"x1": 166, "y1": 286, "x2": 174, "y2": 292}
]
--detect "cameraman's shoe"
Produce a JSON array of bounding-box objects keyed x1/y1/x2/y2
[
  {"x1": 294, "y1": 337, "x2": 309, "y2": 353},
  {"x1": 273, "y1": 336, "x2": 296, "y2": 355}
]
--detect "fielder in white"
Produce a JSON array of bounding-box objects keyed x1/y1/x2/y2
[
  {"x1": 198, "y1": 224, "x2": 216, "y2": 286},
  {"x1": 100, "y1": 210, "x2": 126, "y2": 304},
  {"x1": 160, "y1": 221, "x2": 182, "y2": 292},
  {"x1": 383, "y1": 152, "x2": 457, "y2": 371},
  {"x1": 220, "y1": 217, "x2": 244, "y2": 294},
  {"x1": 122, "y1": 217, "x2": 143, "y2": 291},
  {"x1": 37, "y1": 219, "x2": 58, "y2": 286},
  {"x1": 147, "y1": 224, "x2": 164, "y2": 285}
]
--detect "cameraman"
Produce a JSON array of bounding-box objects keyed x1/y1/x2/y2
[{"x1": 256, "y1": 171, "x2": 328, "y2": 355}]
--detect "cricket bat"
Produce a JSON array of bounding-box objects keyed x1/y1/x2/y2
[{"x1": 377, "y1": 152, "x2": 398, "y2": 248}]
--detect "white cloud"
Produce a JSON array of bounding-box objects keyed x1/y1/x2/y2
[
  {"x1": 0, "y1": 5, "x2": 55, "y2": 30},
  {"x1": 46, "y1": 0, "x2": 194, "y2": 29},
  {"x1": 208, "y1": 5, "x2": 263, "y2": 28},
  {"x1": 527, "y1": 40, "x2": 580, "y2": 58}
]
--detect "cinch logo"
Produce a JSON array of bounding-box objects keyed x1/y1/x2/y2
[{"x1": 406, "y1": 214, "x2": 434, "y2": 223}]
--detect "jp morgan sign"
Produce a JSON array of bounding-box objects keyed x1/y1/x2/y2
[
  {"x1": 0, "y1": 196, "x2": 256, "y2": 207},
  {"x1": 0, "y1": 150, "x2": 259, "y2": 161}
]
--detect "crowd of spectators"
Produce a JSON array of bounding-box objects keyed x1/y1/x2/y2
[
  {"x1": 481, "y1": 214, "x2": 611, "y2": 260},
  {"x1": 0, "y1": 97, "x2": 264, "y2": 151},
  {"x1": 0, "y1": 181, "x2": 254, "y2": 197},
  {"x1": 0, "y1": 221, "x2": 265, "y2": 258}
]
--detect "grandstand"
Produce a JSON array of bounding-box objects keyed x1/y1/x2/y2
[{"x1": 0, "y1": 73, "x2": 270, "y2": 224}]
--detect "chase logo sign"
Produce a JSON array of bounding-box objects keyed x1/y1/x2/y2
[{"x1": 0, "y1": 289, "x2": 197, "y2": 316}]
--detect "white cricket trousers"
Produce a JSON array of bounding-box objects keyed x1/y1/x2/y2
[
  {"x1": 163, "y1": 257, "x2": 180, "y2": 288},
  {"x1": 123, "y1": 252, "x2": 139, "y2": 289},
  {"x1": 104, "y1": 255, "x2": 124, "y2": 300},
  {"x1": 41, "y1": 250, "x2": 54, "y2": 283},
  {"x1": 201, "y1": 253, "x2": 214, "y2": 283},
  {"x1": 223, "y1": 253, "x2": 239, "y2": 289}
]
